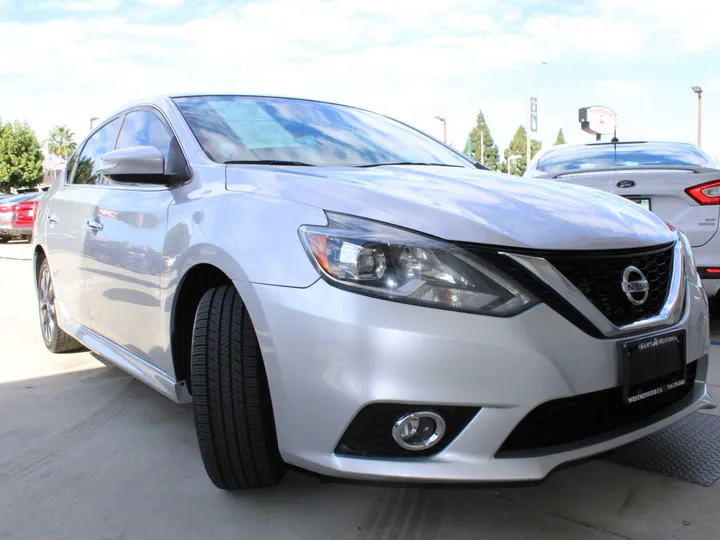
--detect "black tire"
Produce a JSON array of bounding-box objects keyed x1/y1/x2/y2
[
  {"x1": 0, "y1": 235, "x2": 9, "y2": 244},
  {"x1": 191, "y1": 285, "x2": 285, "y2": 490},
  {"x1": 37, "y1": 259, "x2": 86, "y2": 353}
]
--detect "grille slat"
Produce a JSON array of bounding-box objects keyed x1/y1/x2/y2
[{"x1": 545, "y1": 246, "x2": 674, "y2": 327}]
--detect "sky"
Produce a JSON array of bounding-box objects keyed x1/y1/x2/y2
[{"x1": 1, "y1": 0, "x2": 719, "y2": 161}]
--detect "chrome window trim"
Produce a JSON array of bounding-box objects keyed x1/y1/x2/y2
[
  {"x1": 63, "y1": 103, "x2": 194, "y2": 191},
  {"x1": 502, "y1": 241, "x2": 685, "y2": 338}
]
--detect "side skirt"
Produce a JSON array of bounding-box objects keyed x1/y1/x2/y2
[{"x1": 61, "y1": 318, "x2": 192, "y2": 404}]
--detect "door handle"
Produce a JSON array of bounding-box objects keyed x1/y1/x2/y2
[
  {"x1": 86, "y1": 220, "x2": 104, "y2": 231},
  {"x1": 47, "y1": 215, "x2": 59, "y2": 224}
]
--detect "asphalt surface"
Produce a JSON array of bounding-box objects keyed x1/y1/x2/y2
[{"x1": 2, "y1": 241, "x2": 720, "y2": 540}]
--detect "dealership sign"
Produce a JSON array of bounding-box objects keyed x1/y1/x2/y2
[{"x1": 578, "y1": 106, "x2": 616, "y2": 136}]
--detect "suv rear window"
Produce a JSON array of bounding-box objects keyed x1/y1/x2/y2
[{"x1": 537, "y1": 142, "x2": 717, "y2": 175}]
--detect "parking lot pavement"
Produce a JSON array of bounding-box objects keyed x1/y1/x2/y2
[{"x1": 2, "y1": 242, "x2": 720, "y2": 540}]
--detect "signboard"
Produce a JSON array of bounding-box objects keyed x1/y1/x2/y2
[
  {"x1": 530, "y1": 97, "x2": 538, "y2": 133},
  {"x1": 579, "y1": 106, "x2": 616, "y2": 136}
]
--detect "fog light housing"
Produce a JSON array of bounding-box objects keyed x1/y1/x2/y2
[{"x1": 392, "y1": 411, "x2": 446, "y2": 451}]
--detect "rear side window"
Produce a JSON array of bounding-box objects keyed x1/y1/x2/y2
[
  {"x1": 537, "y1": 142, "x2": 716, "y2": 175},
  {"x1": 115, "y1": 110, "x2": 173, "y2": 158},
  {"x1": 71, "y1": 119, "x2": 121, "y2": 185}
]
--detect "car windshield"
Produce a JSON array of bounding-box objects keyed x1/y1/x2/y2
[
  {"x1": 173, "y1": 96, "x2": 471, "y2": 168},
  {"x1": 536, "y1": 142, "x2": 717, "y2": 175}
]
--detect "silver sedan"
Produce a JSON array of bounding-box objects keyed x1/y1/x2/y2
[{"x1": 32, "y1": 94, "x2": 714, "y2": 490}]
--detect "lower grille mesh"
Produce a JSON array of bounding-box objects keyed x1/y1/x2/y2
[{"x1": 497, "y1": 361, "x2": 697, "y2": 456}]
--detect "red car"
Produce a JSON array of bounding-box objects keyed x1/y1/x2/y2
[
  {"x1": 0, "y1": 193, "x2": 45, "y2": 242},
  {"x1": 13, "y1": 199, "x2": 41, "y2": 241}
]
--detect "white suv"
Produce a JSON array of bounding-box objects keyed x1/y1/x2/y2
[{"x1": 33, "y1": 95, "x2": 713, "y2": 490}]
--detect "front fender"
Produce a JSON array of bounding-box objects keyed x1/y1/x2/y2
[{"x1": 165, "y1": 190, "x2": 327, "y2": 288}]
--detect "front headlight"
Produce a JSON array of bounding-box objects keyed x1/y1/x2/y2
[{"x1": 299, "y1": 212, "x2": 537, "y2": 316}]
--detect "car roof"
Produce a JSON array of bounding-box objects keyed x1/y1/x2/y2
[
  {"x1": 103, "y1": 93, "x2": 376, "y2": 124},
  {"x1": 549, "y1": 140, "x2": 698, "y2": 150},
  {"x1": 0, "y1": 193, "x2": 37, "y2": 203}
]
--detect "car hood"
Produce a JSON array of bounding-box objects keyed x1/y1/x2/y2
[{"x1": 226, "y1": 165, "x2": 675, "y2": 250}]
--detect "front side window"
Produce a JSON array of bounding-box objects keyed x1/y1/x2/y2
[
  {"x1": 115, "y1": 110, "x2": 173, "y2": 158},
  {"x1": 71, "y1": 119, "x2": 121, "y2": 185},
  {"x1": 537, "y1": 142, "x2": 717, "y2": 175},
  {"x1": 173, "y1": 96, "x2": 471, "y2": 168}
]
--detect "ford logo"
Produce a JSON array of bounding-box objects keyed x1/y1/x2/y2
[{"x1": 617, "y1": 180, "x2": 636, "y2": 188}]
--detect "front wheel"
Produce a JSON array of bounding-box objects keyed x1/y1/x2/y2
[
  {"x1": 0, "y1": 235, "x2": 9, "y2": 244},
  {"x1": 37, "y1": 259, "x2": 86, "y2": 353},
  {"x1": 191, "y1": 285, "x2": 286, "y2": 490}
]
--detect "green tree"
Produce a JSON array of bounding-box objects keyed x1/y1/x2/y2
[
  {"x1": 0, "y1": 120, "x2": 44, "y2": 191},
  {"x1": 498, "y1": 125, "x2": 541, "y2": 176},
  {"x1": 465, "y1": 110, "x2": 500, "y2": 170},
  {"x1": 47, "y1": 125, "x2": 77, "y2": 160},
  {"x1": 554, "y1": 128, "x2": 566, "y2": 146}
]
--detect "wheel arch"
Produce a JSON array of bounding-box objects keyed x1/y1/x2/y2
[
  {"x1": 170, "y1": 263, "x2": 232, "y2": 392},
  {"x1": 33, "y1": 244, "x2": 48, "y2": 285}
]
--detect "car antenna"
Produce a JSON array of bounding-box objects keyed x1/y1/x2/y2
[{"x1": 611, "y1": 127, "x2": 619, "y2": 162}]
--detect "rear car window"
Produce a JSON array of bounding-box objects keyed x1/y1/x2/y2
[
  {"x1": 537, "y1": 142, "x2": 717, "y2": 175},
  {"x1": 0, "y1": 194, "x2": 35, "y2": 204}
]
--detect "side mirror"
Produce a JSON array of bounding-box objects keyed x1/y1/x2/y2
[{"x1": 99, "y1": 146, "x2": 167, "y2": 184}]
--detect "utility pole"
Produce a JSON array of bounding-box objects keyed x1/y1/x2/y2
[
  {"x1": 480, "y1": 131, "x2": 485, "y2": 165},
  {"x1": 692, "y1": 86, "x2": 703, "y2": 147}
]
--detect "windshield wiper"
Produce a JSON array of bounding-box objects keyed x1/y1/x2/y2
[
  {"x1": 357, "y1": 162, "x2": 463, "y2": 168},
  {"x1": 223, "y1": 160, "x2": 315, "y2": 166}
]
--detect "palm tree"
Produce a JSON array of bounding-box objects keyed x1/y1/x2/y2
[{"x1": 47, "y1": 125, "x2": 77, "y2": 160}]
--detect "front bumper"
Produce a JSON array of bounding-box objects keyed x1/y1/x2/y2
[{"x1": 236, "y1": 278, "x2": 714, "y2": 483}]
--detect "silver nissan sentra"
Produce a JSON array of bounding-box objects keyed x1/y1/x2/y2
[{"x1": 33, "y1": 94, "x2": 714, "y2": 490}]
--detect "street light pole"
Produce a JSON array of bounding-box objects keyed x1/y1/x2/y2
[
  {"x1": 434, "y1": 116, "x2": 447, "y2": 144},
  {"x1": 90, "y1": 116, "x2": 99, "y2": 131},
  {"x1": 692, "y1": 86, "x2": 703, "y2": 147}
]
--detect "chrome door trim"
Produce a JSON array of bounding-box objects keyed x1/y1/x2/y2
[{"x1": 503, "y1": 241, "x2": 685, "y2": 338}]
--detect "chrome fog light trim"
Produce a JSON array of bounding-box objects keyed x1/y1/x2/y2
[{"x1": 392, "y1": 411, "x2": 447, "y2": 451}]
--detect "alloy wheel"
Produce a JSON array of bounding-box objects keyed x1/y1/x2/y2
[{"x1": 39, "y1": 266, "x2": 56, "y2": 344}]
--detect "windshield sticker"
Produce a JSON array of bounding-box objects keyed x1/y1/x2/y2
[{"x1": 209, "y1": 100, "x2": 300, "y2": 150}]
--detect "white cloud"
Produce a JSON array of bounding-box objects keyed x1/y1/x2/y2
[
  {"x1": 137, "y1": 0, "x2": 184, "y2": 6},
  {"x1": 1, "y1": 0, "x2": 720, "y2": 156},
  {"x1": 35, "y1": 0, "x2": 120, "y2": 11},
  {"x1": 594, "y1": 80, "x2": 646, "y2": 97}
]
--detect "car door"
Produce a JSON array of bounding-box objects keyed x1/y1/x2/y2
[
  {"x1": 83, "y1": 108, "x2": 179, "y2": 368},
  {"x1": 44, "y1": 119, "x2": 121, "y2": 330}
]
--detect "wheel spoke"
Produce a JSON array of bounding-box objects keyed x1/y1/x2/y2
[{"x1": 38, "y1": 267, "x2": 56, "y2": 342}]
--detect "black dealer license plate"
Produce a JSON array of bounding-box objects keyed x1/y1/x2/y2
[{"x1": 620, "y1": 330, "x2": 686, "y2": 404}]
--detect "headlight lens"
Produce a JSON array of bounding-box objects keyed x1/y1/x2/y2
[{"x1": 299, "y1": 213, "x2": 537, "y2": 316}]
